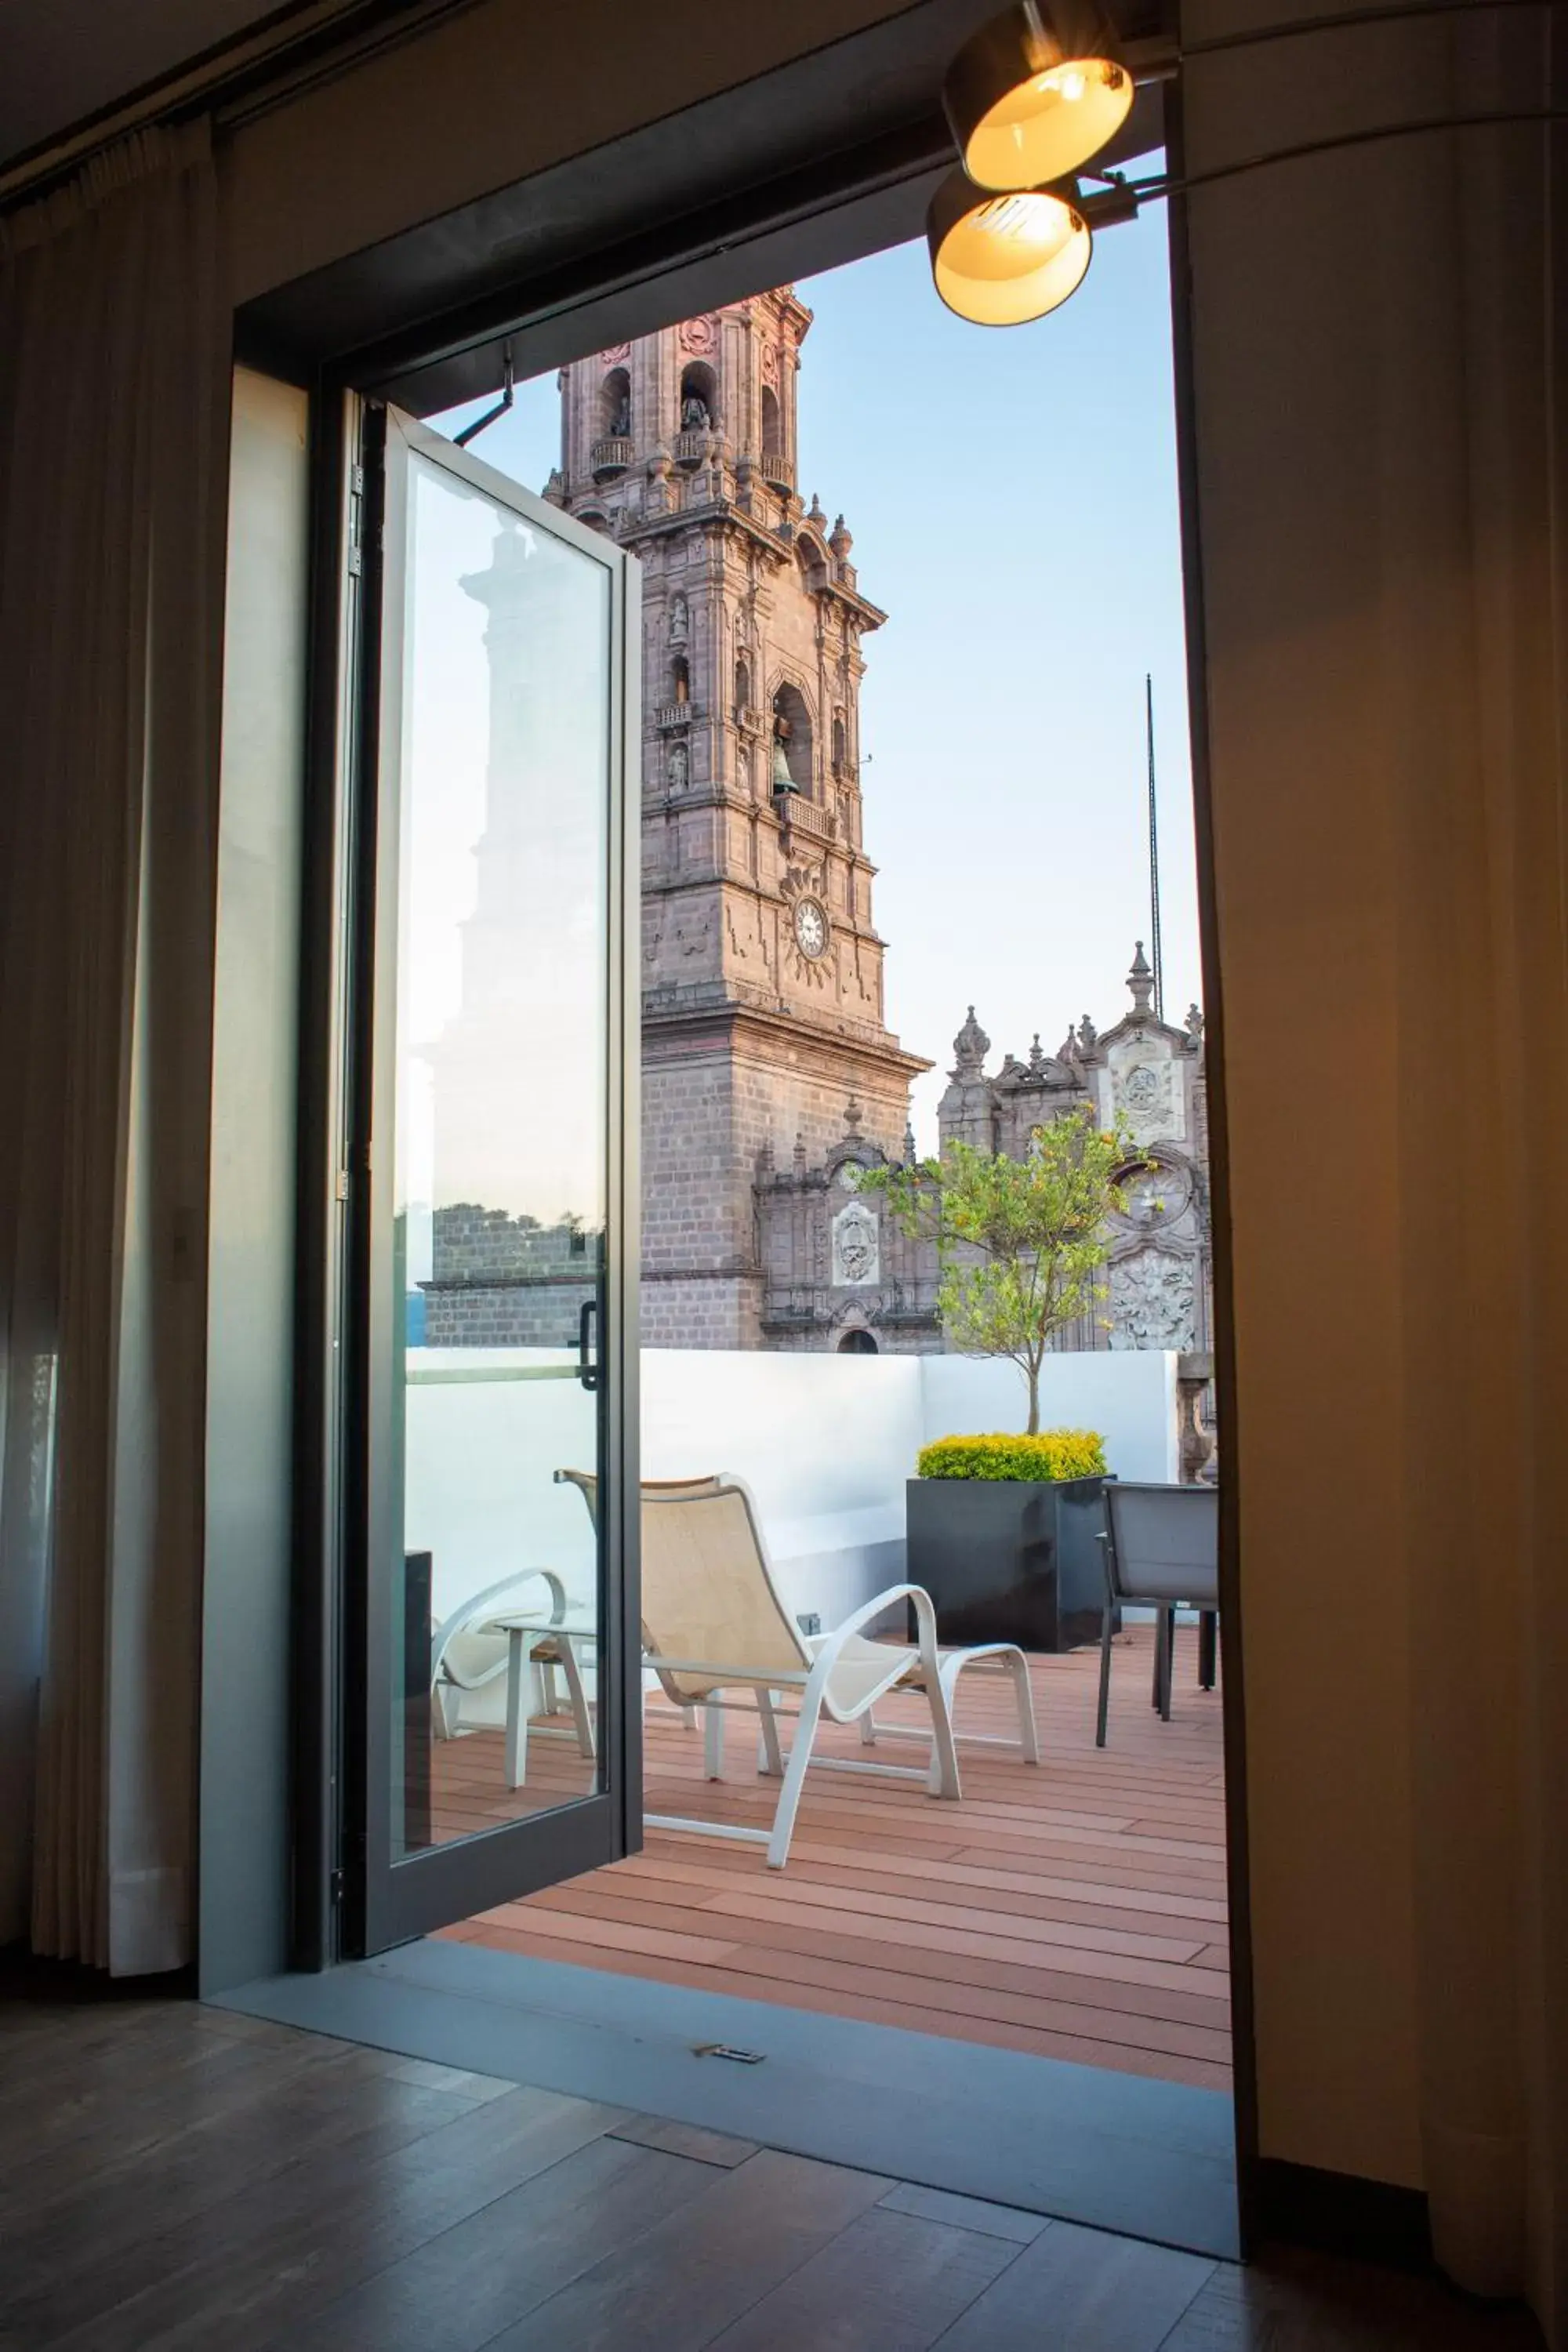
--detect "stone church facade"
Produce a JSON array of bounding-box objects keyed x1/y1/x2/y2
[
  {"x1": 558, "y1": 292, "x2": 931, "y2": 1346},
  {"x1": 419, "y1": 289, "x2": 1211, "y2": 1361},
  {"x1": 426, "y1": 285, "x2": 931, "y2": 1349},
  {"x1": 755, "y1": 945, "x2": 1214, "y2": 1358}
]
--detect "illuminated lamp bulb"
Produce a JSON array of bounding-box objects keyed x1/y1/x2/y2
[
  {"x1": 927, "y1": 173, "x2": 1092, "y2": 328},
  {"x1": 943, "y1": 1, "x2": 1132, "y2": 192}
]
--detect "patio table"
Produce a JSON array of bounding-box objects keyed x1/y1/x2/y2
[{"x1": 491, "y1": 1610, "x2": 600, "y2": 1789}]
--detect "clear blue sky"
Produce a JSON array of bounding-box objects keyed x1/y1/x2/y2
[{"x1": 438, "y1": 196, "x2": 1197, "y2": 1147}]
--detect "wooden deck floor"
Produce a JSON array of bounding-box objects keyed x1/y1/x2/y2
[{"x1": 434, "y1": 1624, "x2": 1232, "y2": 2094}]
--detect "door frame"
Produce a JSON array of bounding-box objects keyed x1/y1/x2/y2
[
  {"x1": 254, "y1": 9, "x2": 1258, "y2": 2252},
  {"x1": 336, "y1": 405, "x2": 643, "y2": 1955}
]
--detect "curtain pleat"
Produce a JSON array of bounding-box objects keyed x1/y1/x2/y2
[
  {"x1": 0, "y1": 122, "x2": 227, "y2": 1972},
  {"x1": 1183, "y1": 0, "x2": 1568, "y2": 2332}
]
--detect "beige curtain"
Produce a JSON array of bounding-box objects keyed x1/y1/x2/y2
[
  {"x1": 1181, "y1": 0, "x2": 1567, "y2": 2333},
  {"x1": 0, "y1": 122, "x2": 227, "y2": 1971}
]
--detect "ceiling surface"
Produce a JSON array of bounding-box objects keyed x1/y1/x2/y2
[{"x1": 0, "y1": 0, "x2": 327, "y2": 169}]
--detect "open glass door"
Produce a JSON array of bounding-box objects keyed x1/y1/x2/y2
[{"x1": 346, "y1": 407, "x2": 641, "y2": 1953}]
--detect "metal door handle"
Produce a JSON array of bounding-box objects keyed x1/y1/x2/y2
[{"x1": 578, "y1": 1298, "x2": 600, "y2": 1392}]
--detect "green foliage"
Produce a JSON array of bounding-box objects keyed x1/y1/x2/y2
[
  {"x1": 860, "y1": 1110, "x2": 1150, "y2": 1435},
  {"x1": 917, "y1": 1431, "x2": 1108, "y2": 1483}
]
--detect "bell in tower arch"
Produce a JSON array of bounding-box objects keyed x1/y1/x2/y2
[{"x1": 771, "y1": 717, "x2": 800, "y2": 795}]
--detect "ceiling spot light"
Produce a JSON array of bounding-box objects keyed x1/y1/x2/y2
[
  {"x1": 927, "y1": 173, "x2": 1092, "y2": 327},
  {"x1": 944, "y1": 1, "x2": 1132, "y2": 191}
]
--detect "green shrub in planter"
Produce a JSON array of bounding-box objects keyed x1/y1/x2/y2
[{"x1": 917, "y1": 1430, "x2": 1107, "y2": 1483}]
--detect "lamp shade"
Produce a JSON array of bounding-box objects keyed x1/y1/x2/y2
[
  {"x1": 944, "y1": 1, "x2": 1132, "y2": 191},
  {"x1": 927, "y1": 172, "x2": 1092, "y2": 327}
]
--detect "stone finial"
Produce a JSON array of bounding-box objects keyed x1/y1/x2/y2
[
  {"x1": 1185, "y1": 1003, "x2": 1205, "y2": 1047},
  {"x1": 1028, "y1": 1033, "x2": 1047, "y2": 1074},
  {"x1": 1127, "y1": 940, "x2": 1155, "y2": 1015},
  {"x1": 953, "y1": 1004, "x2": 990, "y2": 1078},
  {"x1": 793, "y1": 1132, "x2": 808, "y2": 1172},
  {"x1": 903, "y1": 1120, "x2": 917, "y2": 1164},
  {"x1": 844, "y1": 1093, "x2": 863, "y2": 1136},
  {"x1": 757, "y1": 1135, "x2": 775, "y2": 1176},
  {"x1": 1058, "y1": 1025, "x2": 1079, "y2": 1063},
  {"x1": 1077, "y1": 1013, "x2": 1098, "y2": 1051},
  {"x1": 829, "y1": 513, "x2": 853, "y2": 559},
  {"x1": 807, "y1": 491, "x2": 827, "y2": 529}
]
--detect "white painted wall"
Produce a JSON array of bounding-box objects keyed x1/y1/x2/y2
[
  {"x1": 643, "y1": 1348, "x2": 921, "y2": 1629},
  {"x1": 405, "y1": 1346, "x2": 1181, "y2": 1639}
]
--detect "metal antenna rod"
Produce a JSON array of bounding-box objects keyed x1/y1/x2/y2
[{"x1": 1145, "y1": 673, "x2": 1165, "y2": 1023}]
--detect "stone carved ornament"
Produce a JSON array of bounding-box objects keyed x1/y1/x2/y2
[
  {"x1": 832, "y1": 1199, "x2": 880, "y2": 1287},
  {"x1": 1111, "y1": 1050, "x2": 1184, "y2": 1145},
  {"x1": 679, "y1": 315, "x2": 717, "y2": 354},
  {"x1": 1108, "y1": 1250, "x2": 1196, "y2": 1350}
]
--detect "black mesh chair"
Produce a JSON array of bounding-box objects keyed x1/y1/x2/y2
[{"x1": 1096, "y1": 1483, "x2": 1220, "y2": 1748}]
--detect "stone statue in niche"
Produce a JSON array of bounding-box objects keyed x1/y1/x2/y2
[
  {"x1": 832, "y1": 1198, "x2": 880, "y2": 1287},
  {"x1": 608, "y1": 390, "x2": 630, "y2": 436},
  {"x1": 668, "y1": 742, "x2": 688, "y2": 791},
  {"x1": 1108, "y1": 1250, "x2": 1196, "y2": 1349},
  {"x1": 681, "y1": 391, "x2": 710, "y2": 431},
  {"x1": 668, "y1": 593, "x2": 688, "y2": 644}
]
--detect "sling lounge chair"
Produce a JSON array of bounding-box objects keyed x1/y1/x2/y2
[
  {"x1": 430, "y1": 1567, "x2": 595, "y2": 1766},
  {"x1": 556, "y1": 1468, "x2": 961, "y2": 1868}
]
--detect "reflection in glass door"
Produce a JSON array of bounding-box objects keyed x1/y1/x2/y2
[{"x1": 350, "y1": 408, "x2": 640, "y2": 1953}]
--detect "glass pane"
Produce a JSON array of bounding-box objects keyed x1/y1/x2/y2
[{"x1": 390, "y1": 451, "x2": 610, "y2": 1860}]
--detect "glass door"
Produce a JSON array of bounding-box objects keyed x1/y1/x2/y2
[{"x1": 347, "y1": 407, "x2": 641, "y2": 1953}]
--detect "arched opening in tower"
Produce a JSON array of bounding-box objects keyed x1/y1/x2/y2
[
  {"x1": 679, "y1": 363, "x2": 717, "y2": 436},
  {"x1": 770, "y1": 681, "x2": 814, "y2": 794},
  {"x1": 597, "y1": 365, "x2": 631, "y2": 440},
  {"x1": 837, "y1": 1327, "x2": 877, "y2": 1355},
  {"x1": 760, "y1": 383, "x2": 783, "y2": 458}
]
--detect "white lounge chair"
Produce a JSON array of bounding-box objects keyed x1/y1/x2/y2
[
  {"x1": 556, "y1": 1468, "x2": 963, "y2": 1869},
  {"x1": 429, "y1": 1568, "x2": 595, "y2": 1766}
]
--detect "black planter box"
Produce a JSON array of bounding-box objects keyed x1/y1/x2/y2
[{"x1": 906, "y1": 1475, "x2": 1109, "y2": 1653}]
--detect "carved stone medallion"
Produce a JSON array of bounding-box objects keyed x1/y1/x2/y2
[{"x1": 832, "y1": 1198, "x2": 880, "y2": 1287}]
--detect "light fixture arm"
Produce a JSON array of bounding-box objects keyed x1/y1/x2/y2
[{"x1": 453, "y1": 340, "x2": 516, "y2": 449}]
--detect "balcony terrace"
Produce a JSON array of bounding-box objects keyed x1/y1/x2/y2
[
  {"x1": 412, "y1": 1345, "x2": 1225, "y2": 2097},
  {"x1": 435, "y1": 1627, "x2": 1228, "y2": 2092}
]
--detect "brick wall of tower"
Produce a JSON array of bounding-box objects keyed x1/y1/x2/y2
[
  {"x1": 641, "y1": 1019, "x2": 921, "y2": 1348},
  {"x1": 422, "y1": 1203, "x2": 593, "y2": 1348}
]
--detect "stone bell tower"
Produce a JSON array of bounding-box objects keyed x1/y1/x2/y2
[{"x1": 549, "y1": 289, "x2": 929, "y2": 1346}]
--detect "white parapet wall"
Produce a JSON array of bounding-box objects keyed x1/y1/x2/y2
[
  {"x1": 406, "y1": 1345, "x2": 1181, "y2": 1642},
  {"x1": 643, "y1": 1348, "x2": 922, "y2": 1631},
  {"x1": 918, "y1": 1352, "x2": 1181, "y2": 1486}
]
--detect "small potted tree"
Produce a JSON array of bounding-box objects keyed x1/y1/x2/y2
[{"x1": 862, "y1": 1110, "x2": 1147, "y2": 1651}]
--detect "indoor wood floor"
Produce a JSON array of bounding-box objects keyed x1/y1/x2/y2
[
  {"x1": 0, "y1": 1988, "x2": 1544, "y2": 2351},
  {"x1": 437, "y1": 1624, "x2": 1232, "y2": 2092}
]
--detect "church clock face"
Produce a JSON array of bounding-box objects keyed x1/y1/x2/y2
[{"x1": 793, "y1": 896, "x2": 829, "y2": 960}]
